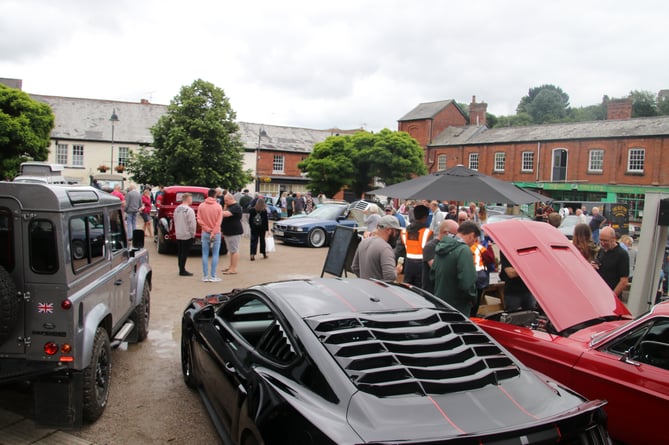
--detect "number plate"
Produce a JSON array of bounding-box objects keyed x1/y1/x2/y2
[{"x1": 274, "y1": 230, "x2": 284, "y2": 237}]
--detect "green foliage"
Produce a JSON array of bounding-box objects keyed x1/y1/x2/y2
[
  {"x1": 129, "y1": 79, "x2": 249, "y2": 188},
  {"x1": 297, "y1": 135, "x2": 355, "y2": 197},
  {"x1": 516, "y1": 85, "x2": 570, "y2": 124},
  {"x1": 0, "y1": 85, "x2": 54, "y2": 178},
  {"x1": 492, "y1": 113, "x2": 534, "y2": 128},
  {"x1": 658, "y1": 95, "x2": 669, "y2": 116},
  {"x1": 298, "y1": 129, "x2": 426, "y2": 197},
  {"x1": 629, "y1": 90, "x2": 658, "y2": 117},
  {"x1": 568, "y1": 103, "x2": 606, "y2": 122}
]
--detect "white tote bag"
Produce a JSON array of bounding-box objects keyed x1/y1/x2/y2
[{"x1": 265, "y1": 235, "x2": 276, "y2": 252}]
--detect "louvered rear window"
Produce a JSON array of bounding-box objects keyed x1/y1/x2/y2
[{"x1": 306, "y1": 308, "x2": 519, "y2": 397}]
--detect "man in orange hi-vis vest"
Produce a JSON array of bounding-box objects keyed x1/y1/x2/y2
[{"x1": 395, "y1": 204, "x2": 431, "y2": 287}]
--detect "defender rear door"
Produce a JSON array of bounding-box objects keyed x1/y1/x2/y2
[{"x1": 0, "y1": 198, "x2": 25, "y2": 355}]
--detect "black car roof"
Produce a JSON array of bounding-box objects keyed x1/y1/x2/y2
[{"x1": 262, "y1": 278, "x2": 520, "y2": 397}]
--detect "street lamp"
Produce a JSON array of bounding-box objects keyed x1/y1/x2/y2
[
  {"x1": 256, "y1": 126, "x2": 268, "y2": 193},
  {"x1": 110, "y1": 109, "x2": 119, "y2": 169}
]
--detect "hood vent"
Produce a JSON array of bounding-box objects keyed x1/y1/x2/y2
[{"x1": 307, "y1": 308, "x2": 519, "y2": 397}]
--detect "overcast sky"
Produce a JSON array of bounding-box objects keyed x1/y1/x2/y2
[{"x1": 2, "y1": 0, "x2": 667, "y2": 131}]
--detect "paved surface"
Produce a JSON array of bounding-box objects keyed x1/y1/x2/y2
[{"x1": 0, "y1": 228, "x2": 330, "y2": 444}]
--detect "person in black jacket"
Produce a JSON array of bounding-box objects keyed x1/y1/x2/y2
[{"x1": 249, "y1": 198, "x2": 270, "y2": 260}]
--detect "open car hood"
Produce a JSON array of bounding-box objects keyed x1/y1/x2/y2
[{"x1": 484, "y1": 220, "x2": 630, "y2": 333}]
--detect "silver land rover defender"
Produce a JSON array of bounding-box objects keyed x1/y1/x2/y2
[{"x1": 0, "y1": 182, "x2": 151, "y2": 426}]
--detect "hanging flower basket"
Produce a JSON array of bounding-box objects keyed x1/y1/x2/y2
[
  {"x1": 115, "y1": 165, "x2": 125, "y2": 173},
  {"x1": 98, "y1": 165, "x2": 109, "y2": 172}
]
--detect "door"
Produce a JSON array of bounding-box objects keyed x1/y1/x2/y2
[
  {"x1": 0, "y1": 201, "x2": 24, "y2": 354},
  {"x1": 552, "y1": 149, "x2": 568, "y2": 181}
]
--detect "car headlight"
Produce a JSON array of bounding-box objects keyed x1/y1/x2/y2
[{"x1": 293, "y1": 227, "x2": 304, "y2": 232}]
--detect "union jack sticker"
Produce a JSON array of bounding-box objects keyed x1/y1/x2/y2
[{"x1": 37, "y1": 302, "x2": 54, "y2": 314}]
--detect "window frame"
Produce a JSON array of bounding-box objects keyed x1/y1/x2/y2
[
  {"x1": 272, "y1": 155, "x2": 285, "y2": 174},
  {"x1": 69, "y1": 212, "x2": 107, "y2": 272},
  {"x1": 72, "y1": 144, "x2": 84, "y2": 167},
  {"x1": 437, "y1": 154, "x2": 447, "y2": 171},
  {"x1": 521, "y1": 151, "x2": 534, "y2": 173},
  {"x1": 627, "y1": 148, "x2": 645, "y2": 173},
  {"x1": 588, "y1": 149, "x2": 604, "y2": 173},
  {"x1": 468, "y1": 153, "x2": 479, "y2": 171},
  {"x1": 118, "y1": 146, "x2": 130, "y2": 167},
  {"x1": 56, "y1": 143, "x2": 68, "y2": 165},
  {"x1": 494, "y1": 152, "x2": 506, "y2": 172},
  {"x1": 29, "y1": 219, "x2": 59, "y2": 274}
]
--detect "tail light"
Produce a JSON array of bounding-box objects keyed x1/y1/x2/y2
[
  {"x1": 44, "y1": 342, "x2": 58, "y2": 355},
  {"x1": 61, "y1": 299, "x2": 72, "y2": 310}
]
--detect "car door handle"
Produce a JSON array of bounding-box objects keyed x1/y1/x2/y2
[
  {"x1": 224, "y1": 362, "x2": 236, "y2": 373},
  {"x1": 114, "y1": 279, "x2": 123, "y2": 286}
]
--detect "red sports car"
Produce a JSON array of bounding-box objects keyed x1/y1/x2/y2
[{"x1": 476, "y1": 220, "x2": 669, "y2": 445}]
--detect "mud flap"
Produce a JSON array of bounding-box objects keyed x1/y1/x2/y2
[{"x1": 33, "y1": 371, "x2": 83, "y2": 427}]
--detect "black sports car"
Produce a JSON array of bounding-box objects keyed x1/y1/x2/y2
[{"x1": 181, "y1": 278, "x2": 611, "y2": 445}]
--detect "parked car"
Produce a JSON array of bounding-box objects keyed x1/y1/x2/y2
[
  {"x1": 558, "y1": 214, "x2": 592, "y2": 239},
  {"x1": 0, "y1": 183, "x2": 151, "y2": 426},
  {"x1": 154, "y1": 185, "x2": 227, "y2": 255},
  {"x1": 271, "y1": 200, "x2": 372, "y2": 248},
  {"x1": 262, "y1": 195, "x2": 282, "y2": 220},
  {"x1": 476, "y1": 220, "x2": 668, "y2": 445},
  {"x1": 181, "y1": 277, "x2": 611, "y2": 445}
]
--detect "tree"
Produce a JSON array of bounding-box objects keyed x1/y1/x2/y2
[
  {"x1": 352, "y1": 129, "x2": 427, "y2": 194},
  {"x1": 629, "y1": 90, "x2": 658, "y2": 117},
  {"x1": 296, "y1": 135, "x2": 355, "y2": 197},
  {"x1": 0, "y1": 85, "x2": 54, "y2": 178},
  {"x1": 516, "y1": 85, "x2": 570, "y2": 124},
  {"x1": 298, "y1": 129, "x2": 427, "y2": 198},
  {"x1": 129, "y1": 79, "x2": 249, "y2": 188},
  {"x1": 658, "y1": 94, "x2": 669, "y2": 116}
]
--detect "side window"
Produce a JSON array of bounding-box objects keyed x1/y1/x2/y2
[
  {"x1": 29, "y1": 219, "x2": 58, "y2": 274},
  {"x1": 109, "y1": 209, "x2": 127, "y2": 252},
  {"x1": 607, "y1": 318, "x2": 669, "y2": 370},
  {"x1": 221, "y1": 296, "x2": 297, "y2": 364},
  {"x1": 70, "y1": 213, "x2": 106, "y2": 271},
  {"x1": 636, "y1": 318, "x2": 669, "y2": 370},
  {"x1": 0, "y1": 208, "x2": 14, "y2": 272}
]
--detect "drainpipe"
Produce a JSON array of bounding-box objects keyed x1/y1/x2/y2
[{"x1": 536, "y1": 142, "x2": 541, "y2": 182}]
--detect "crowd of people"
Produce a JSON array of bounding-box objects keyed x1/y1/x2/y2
[
  {"x1": 352, "y1": 198, "x2": 640, "y2": 317},
  {"x1": 110, "y1": 185, "x2": 301, "y2": 282}
]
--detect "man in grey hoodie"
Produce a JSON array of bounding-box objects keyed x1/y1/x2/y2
[
  {"x1": 174, "y1": 193, "x2": 196, "y2": 276},
  {"x1": 430, "y1": 221, "x2": 478, "y2": 315}
]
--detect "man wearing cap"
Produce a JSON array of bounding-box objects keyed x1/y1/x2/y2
[
  {"x1": 384, "y1": 205, "x2": 406, "y2": 228},
  {"x1": 351, "y1": 215, "x2": 402, "y2": 281},
  {"x1": 431, "y1": 221, "x2": 478, "y2": 315}
]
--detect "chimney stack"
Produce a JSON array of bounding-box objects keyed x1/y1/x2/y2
[
  {"x1": 606, "y1": 97, "x2": 633, "y2": 120},
  {"x1": 469, "y1": 95, "x2": 487, "y2": 126}
]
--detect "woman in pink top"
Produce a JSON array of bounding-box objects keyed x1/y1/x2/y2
[
  {"x1": 196, "y1": 189, "x2": 224, "y2": 282},
  {"x1": 141, "y1": 188, "x2": 153, "y2": 238}
]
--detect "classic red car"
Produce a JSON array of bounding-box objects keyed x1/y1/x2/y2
[
  {"x1": 476, "y1": 220, "x2": 668, "y2": 445},
  {"x1": 155, "y1": 185, "x2": 227, "y2": 255}
]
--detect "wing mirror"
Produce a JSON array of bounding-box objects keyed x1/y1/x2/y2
[{"x1": 620, "y1": 347, "x2": 641, "y2": 366}]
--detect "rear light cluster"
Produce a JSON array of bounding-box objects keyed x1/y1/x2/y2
[
  {"x1": 42, "y1": 298, "x2": 74, "y2": 361},
  {"x1": 43, "y1": 341, "x2": 73, "y2": 359}
]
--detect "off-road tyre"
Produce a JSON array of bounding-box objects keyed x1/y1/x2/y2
[
  {"x1": 0, "y1": 265, "x2": 18, "y2": 344},
  {"x1": 181, "y1": 331, "x2": 199, "y2": 389},
  {"x1": 83, "y1": 327, "x2": 111, "y2": 422},
  {"x1": 307, "y1": 228, "x2": 327, "y2": 248},
  {"x1": 157, "y1": 227, "x2": 170, "y2": 254},
  {"x1": 131, "y1": 285, "x2": 150, "y2": 342}
]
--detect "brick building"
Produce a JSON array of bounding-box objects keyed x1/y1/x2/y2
[
  {"x1": 399, "y1": 96, "x2": 669, "y2": 218},
  {"x1": 1, "y1": 79, "x2": 346, "y2": 196}
]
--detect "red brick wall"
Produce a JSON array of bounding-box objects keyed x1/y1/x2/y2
[
  {"x1": 433, "y1": 136, "x2": 669, "y2": 186},
  {"x1": 398, "y1": 120, "x2": 431, "y2": 148},
  {"x1": 256, "y1": 150, "x2": 308, "y2": 177}
]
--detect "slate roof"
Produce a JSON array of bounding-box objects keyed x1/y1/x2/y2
[
  {"x1": 31, "y1": 94, "x2": 337, "y2": 153},
  {"x1": 398, "y1": 99, "x2": 457, "y2": 121},
  {"x1": 430, "y1": 115, "x2": 669, "y2": 147}
]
